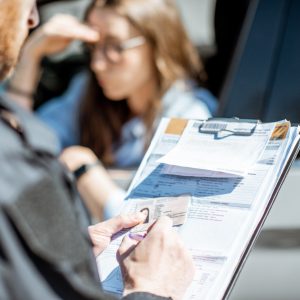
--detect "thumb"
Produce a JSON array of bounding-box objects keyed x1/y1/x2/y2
[{"x1": 98, "y1": 213, "x2": 147, "y2": 236}]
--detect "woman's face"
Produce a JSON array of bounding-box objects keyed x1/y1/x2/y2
[{"x1": 88, "y1": 8, "x2": 156, "y2": 102}]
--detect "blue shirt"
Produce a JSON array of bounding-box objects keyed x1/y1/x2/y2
[{"x1": 37, "y1": 72, "x2": 217, "y2": 167}]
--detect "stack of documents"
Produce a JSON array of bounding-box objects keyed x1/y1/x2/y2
[
  {"x1": 159, "y1": 118, "x2": 273, "y2": 176},
  {"x1": 97, "y1": 118, "x2": 300, "y2": 300}
]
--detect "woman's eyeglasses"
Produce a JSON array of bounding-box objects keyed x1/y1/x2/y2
[{"x1": 86, "y1": 36, "x2": 146, "y2": 64}]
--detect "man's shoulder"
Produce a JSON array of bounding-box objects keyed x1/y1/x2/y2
[
  {"x1": 0, "y1": 93, "x2": 59, "y2": 155},
  {"x1": 0, "y1": 93, "x2": 61, "y2": 207}
]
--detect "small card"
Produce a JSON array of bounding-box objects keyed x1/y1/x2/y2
[{"x1": 122, "y1": 195, "x2": 191, "y2": 228}]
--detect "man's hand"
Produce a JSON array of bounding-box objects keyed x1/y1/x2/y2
[
  {"x1": 117, "y1": 217, "x2": 195, "y2": 300},
  {"x1": 88, "y1": 213, "x2": 147, "y2": 256},
  {"x1": 6, "y1": 15, "x2": 99, "y2": 111}
]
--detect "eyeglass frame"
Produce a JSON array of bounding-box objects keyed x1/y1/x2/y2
[{"x1": 86, "y1": 36, "x2": 146, "y2": 64}]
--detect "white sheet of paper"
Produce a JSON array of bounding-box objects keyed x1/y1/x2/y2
[
  {"x1": 161, "y1": 164, "x2": 240, "y2": 178},
  {"x1": 158, "y1": 121, "x2": 275, "y2": 176}
]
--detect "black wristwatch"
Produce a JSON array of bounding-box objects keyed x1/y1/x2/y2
[{"x1": 73, "y1": 161, "x2": 101, "y2": 180}]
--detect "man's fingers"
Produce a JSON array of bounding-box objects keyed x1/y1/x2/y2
[
  {"x1": 117, "y1": 235, "x2": 138, "y2": 262},
  {"x1": 146, "y1": 216, "x2": 173, "y2": 237},
  {"x1": 99, "y1": 213, "x2": 147, "y2": 235}
]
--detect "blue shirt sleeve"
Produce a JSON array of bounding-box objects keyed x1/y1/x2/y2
[
  {"x1": 194, "y1": 87, "x2": 218, "y2": 117},
  {"x1": 36, "y1": 72, "x2": 88, "y2": 152},
  {"x1": 161, "y1": 80, "x2": 218, "y2": 120}
]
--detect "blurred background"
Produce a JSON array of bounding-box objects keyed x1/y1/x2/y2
[{"x1": 34, "y1": 0, "x2": 300, "y2": 299}]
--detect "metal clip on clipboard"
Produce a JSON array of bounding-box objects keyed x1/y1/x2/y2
[{"x1": 199, "y1": 117, "x2": 261, "y2": 136}]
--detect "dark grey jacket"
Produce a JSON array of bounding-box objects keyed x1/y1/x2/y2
[{"x1": 0, "y1": 95, "x2": 169, "y2": 300}]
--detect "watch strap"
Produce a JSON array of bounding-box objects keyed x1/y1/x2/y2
[{"x1": 73, "y1": 161, "x2": 101, "y2": 180}]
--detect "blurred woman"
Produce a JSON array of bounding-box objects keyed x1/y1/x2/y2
[{"x1": 5, "y1": 0, "x2": 217, "y2": 220}]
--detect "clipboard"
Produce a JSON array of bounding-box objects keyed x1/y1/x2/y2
[
  {"x1": 98, "y1": 117, "x2": 300, "y2": 300},
  {"x1": 128, "y1": 118, "x2": 300, "y2": 300}
]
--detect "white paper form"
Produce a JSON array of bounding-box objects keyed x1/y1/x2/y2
[
  {"x1": 182, "y1": 203, "x2": 248, "y2": 254},
  {"x1": 161, "y1": 165, "x2": 238, "y2": 178},
  {"x1": 177, "y1": 202, "x2": 249, "y2": 299},
  {"x1": 184, "y1": 249, "x2": 226, "y2": 300},
  {"x1": 97, "y1": 119, "x2": 300, "y2": 300},
  {"x1": 159, "y1": 120, "x2": 275, "y2": 176}
]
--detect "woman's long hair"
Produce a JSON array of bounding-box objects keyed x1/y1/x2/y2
[{"x1": 80, "y1": 0, "x2": 206, "y2": 166}]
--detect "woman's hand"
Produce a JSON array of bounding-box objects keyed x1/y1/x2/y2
[
  {"x1": 88, "y1": 213, "x2": 147, "y2": 256},
  {"x1": 59, "y1": 146, "x2": 99, "y2": 172},
  {"x1": 60, "y1": 146, "x2": 123, "y2": 221},
  {"x1": 6, "y1": 15, "x2": 99, "y2": 110},
  {"x1": 24, "y1": 14, "x2": 99, "y2": 61}
]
